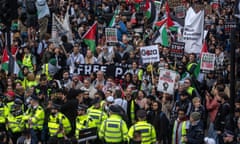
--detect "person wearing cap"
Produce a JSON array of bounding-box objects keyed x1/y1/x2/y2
[
  {"x1": 182, "y1": 112, "x2": 204, "y2": 144},
  {"x1": 176, "y1": 63, "x2": 190, "y2": 83},
  {"x1": 5, "y1": 90, "x2": 15, "y2": 112},
  {"x1": 172, "y1": 90, "x2": 192, "y2": 119},
  {"x1": 75, "y1": 104, "x2": 94, "y2": 139},
  {"x1": 128, "y1": 109, "x2": 156, "y2": 144},
  {"x1": 6, "y1": 98, "x2": 25, "y2": 144},
  {"x1": 98, "y1": 104, "x2": 129, "y2": 144},
  {"x1": 21, "y1": 46, "x2": 36, "y2": 72},
  {"x1": 24, "y1": 95, "x2": 45, "y2": 143},
  {"x1": 87, "y1": 98, "x2": 108, "y2": 129},
  {"x1": 47, "y1": 101, "x2": 72, "y2": 139},
  {"x1": 41, "y1": 58, "x2": 60, "y2": 80}
]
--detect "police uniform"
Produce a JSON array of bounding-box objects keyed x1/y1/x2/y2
[
  {"x1": 0, "y1": 95, "x2": 9, "y2": 131},
  {"x1": 24, "y1": 95, "x2": 45, "y2": 142},
  {"x1": 48, "y1": 103, "x2": 72, "y2": 138},
  {"x1": 128, "y1": 110, "x2": 156, "y2": 144},
  {"x1": 87, "y1": 98, "x2": 108, "y2": 129},
  {"x1": 6, "y1": 99, "x2": 25, "y2": 144},
  {"x1": 98, "y1": 105, "x2": 129, "y2": 144},
  {"x1": 75, "y1": 104, "x2": 95, "y2": 139}
]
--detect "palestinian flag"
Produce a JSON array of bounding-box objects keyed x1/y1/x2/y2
[
  {"x1": 154, "y1": 2, "x2": 180, "y2": 46},
  {"x1": 83, "y1": 22, "x2": 97, "y2": 53},
  {"x1": 194, "y1": 41, "x2": 208, "y2": 79},
  {"x1": 109, "y1": 6, "x2": 120, "y2": 27},
  {"x1": 1, "y1": 48, "x2": 22, "y2": 78},
  {"x1": 145, "y1": 0, "x2": 156, "y2": 25},
  {"x1": 1, "y1": 48, "x2": 9, "y2": 71}
]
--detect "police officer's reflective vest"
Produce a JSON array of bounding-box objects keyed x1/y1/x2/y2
[
  {"x1": 25, "y1": 105, "x2": 45, "y2": 130},
  {"x1": 42, "y1": 64, "x2": 52, "y2": 80},
  {"x1": 130, "y1": 100, "x2": 135, "y2": 124},
  {"x1": 48, "y1": 112, "x2": 71, "y2": 138},
  {"x1": 128, "y1": 120, "x2": 157, "y2": 144},
  {"x1": 75, "y1": 114, "x2": 95, "y2": 139},
  {"x1": 87, "y1": 108, "x2": 108, "y2": 129},
  {"x1": 7, "y1": 114, "x2": 25, "y2": 133},
  {"x1": 98, "y1": 114, "x2": 128, "y2": 143},
  {"x1": 22, "y1": 54, "x2": 33, "y2": 71},
  {"x1": 0, "y1": 104, "x2": 9, "y2": 124}
]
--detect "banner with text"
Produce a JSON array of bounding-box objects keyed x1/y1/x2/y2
[
  {"x1": 170, "y1": 42, "x2": 185, "y2": 59},
  {"x1": 200, "y1": 52, "x2": 215, "y2": 71},
  {"x1": 140, "y1": 45, "x2": 160, "y2": 64},
  {"x1": 77, "y1": 64, "x2": 130, "y2": 78},
  {"x1": 183, "y1": 7, "x2": 204, "y2": 54},
  {"x1": 157, "y1": 69, "x2": 177, "y2": 95}
]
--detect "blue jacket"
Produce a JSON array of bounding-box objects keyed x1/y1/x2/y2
[{"x1": 116, "y1": 21, "x2": 127, "y2": 41}]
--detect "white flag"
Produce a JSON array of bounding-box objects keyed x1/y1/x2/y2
[
  {"x1": 63, "y1": 10, "x2": 74, "y2": 44},
  {"x1": 183, "y1": 7, "x2": 204, "y2": 54}
]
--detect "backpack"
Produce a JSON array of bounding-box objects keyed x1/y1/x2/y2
[{"x1": 25, "y1": 0, "x2": 37, "y2": 14}]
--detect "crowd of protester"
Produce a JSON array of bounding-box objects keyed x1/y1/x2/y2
[{"x1": 0, "y1": 0, "x2": 239, "y2": 143}]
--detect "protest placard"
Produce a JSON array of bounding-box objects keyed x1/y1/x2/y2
[
  {"x1": 170, "y1": 42, "x2": 185, "y2": 59},
  {"x1": 105, "y1": 28, "x2": 118, "y2": 44},
  {"x1": 200, "y1": 52, "x2": 215, "y2": 71},
  {"x1": 140, "y1": 45, "x2": 160, "y2": 64},
  {"x1": 157, "y1": 69, "x2": 177, "y2": 95},
  {"x1": 175, "y1": 6, "x2": 185, "y2": 18}
]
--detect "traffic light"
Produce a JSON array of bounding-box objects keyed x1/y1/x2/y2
[{"x1": 0, "y1": 0, "x2": 18, "y2": 27}]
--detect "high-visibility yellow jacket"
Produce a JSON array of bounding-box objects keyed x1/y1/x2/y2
[
  {"x1": 99, "y1": 114, "x2": 128, "y2": 143},
  {"x1": 128, "y1": 120, "x2": 156, "y2": 144}
]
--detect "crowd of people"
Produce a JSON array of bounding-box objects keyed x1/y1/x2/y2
[{"x1": 0, "y1": 0, "x2": 239, "y2": 143}]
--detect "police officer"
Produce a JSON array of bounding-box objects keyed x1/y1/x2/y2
[
  {"x1": 6, "y1": 99, "x2": 25, "y2": 144},
  {"x1": 24, "y1": 95, "x2": 45, "y2": 143},
  {"x1": 87, "y1": 98, "x2": 108, "y2": 129},
  {"x1": 128, "y1": 109, "x2": 157, "y2": 144},
  {"x1": 0, "y1": 94, "x2": 8, "y2": 131},
  {"x1": 182, "y1": 112, "x2": 204, "y2": 144},
  {"x1": 98, "y1": 104, "x2": 129, "y2": 144},
  {"x1": 47, "y1": 101, "x2": 72, "y2": 140},
  {"x1": 75, "y1": 104, "x2": 94, "y2": 139}
]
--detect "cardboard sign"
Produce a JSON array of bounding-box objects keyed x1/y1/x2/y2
[
  {"x1": 140, "y1": 45, "x2": 160, "y2": 64},
  {"x1": 200, "y1": 52, "x2": 215, "y2": 71},
  {"x1": 157, "y1": 69, "x2": 177, "y2": 95},
  {"x1": 175, "y1": 6, "x2": 186, "y2": 19},
  {"x1": 105, "y1": 28, "x2": 118, "y2": 43},
  {"x1": 224, "y1": 20, "x2": 237, "y2": 36},
  {"x1": 170, "y1": 42, "x2": 185, "y2": 59}
]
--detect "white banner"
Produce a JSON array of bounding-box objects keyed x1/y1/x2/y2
[
  {"x1": 183, "y1": 7, "x2": 204, "y2": 54},
  {"x1": 157, "y1": 69, "x2": 177, "y2": 95},
  {"x1": 105, "y1": 28, "x2": 118, "y2": 43},
  {"x1": 140, "y1": 45, "x2": 160, "y2": 64},
  {"x1": 200, "y1": 52, "x2": 215, "y2": 71},
  {"x1": 51, "y1": 13, "x2": 68, "y2": 47}
]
